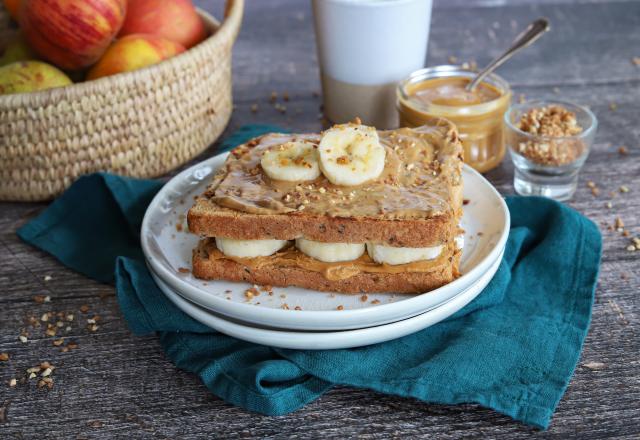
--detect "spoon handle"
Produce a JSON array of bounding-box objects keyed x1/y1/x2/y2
[{"x1": 466, "y1": 18, "x2": 550, "y2": 92}]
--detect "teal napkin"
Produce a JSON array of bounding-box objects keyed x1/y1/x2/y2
[{"x1": 17, "y1": 125, "x2": 601, "y2": 429}]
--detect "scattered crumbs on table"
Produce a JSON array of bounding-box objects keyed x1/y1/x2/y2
[
  {"x1": 609, "y1": 102, "x2": 617, "y2": 111},
  {"x1": 33, "y1": 295, "x2": 51, "y2": 304},
  {"x1": 294, "y1": 306, "x2": 302, "y2": 311},
  {"x1": 607, "y1": 299, "x2": 628, "y2": 325},
  {"x1": 250, "y1": 103, "x2": 259, "y2": 113},
  {"x1": 371, "y1": 299, "x2": 381, "y2": 305},
  {"x1": 614, "y1": 217, "x2": 624, "y2": 231},
  {"x1": 360, "y1": 295, "x2": 368, "y2": 302},
  {"x1": 477, "y1": 232, "x2": 484, "y2": 236},
  {"x1": 463, "y1": 199, "x2": 470, "y2": 205},
  {"x1": 280, "y1": 293, "x2": 287, "y2": 299},
  {"x1": 460, "y1": 60, "x2": 477, "y2": 71},
  {"x1": 619, "y1": 185, "x2": 629, "y2": 193},
  {"x1": 632, "y1": 56, "x2": 640, "y2": 66},
  {"x1": 336, "y1": 305, "x2": 344, "y2": 311},
  {"x1": 87, "y1": 420, "x2": 104, "y2": 429},
  {"x1": 0, "y1": 353, "x2": 9, "y2": 361},
  {"x1": 518, "y1": 93, "x2": 526, "y2": 104},
  {"x1": 605, "y1": 202, "x2": 612, "y2": 209},
  {"x1": 176, "y1": 223, "x2": 183, "y2": 232},
  {"x1": 19, "y1": 335, "x2": 28, "y2": 343},
  {"x1": 8, "y1": 378, "x2": 17, "y2": 388},
  {"x1": 44, "y1": 275, "x2": 52, "y2": 282},
  {"x1": 79, "y1": 304, "x2": 90, "y2": 313},
  {"x1": 177, "y1": 267, "x2": 190, "y2": 274},
  {"x1": 582, "y1": 361, "x2": 607, "y2": 370},
  {"x1": 618, "y1": 146, "x2": 628, "y2": 155},
  {"x1": 281, "y1": 303, "x2": 290, "y2": 310},
  {"x1": 447, "y1": 55, "x2": 458, "y2": 64},
  {"x1": 282, "y1": 91, "x2": 290, "y2": 101}
]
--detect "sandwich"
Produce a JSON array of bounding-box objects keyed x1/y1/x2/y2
[{"x1": 187, "y1": 118, "x2": 464, "y2": 294}]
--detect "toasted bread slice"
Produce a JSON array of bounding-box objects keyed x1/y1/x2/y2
[
  {"x1": 192, "y1": 239, "x2": 461, "y2": 294},
  {"x1": 188, "y1": 119, "x2": 463, "y2": 247}
]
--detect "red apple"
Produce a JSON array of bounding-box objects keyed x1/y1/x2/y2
[
  {"x1": 3, "y1": 0, "x2": 21, "y2": 21},
  {"x1": 19, "y1": 0, "x2": 127, "y2": 70},
  {"x1": 119, "y1": 0, "x2": 207, "y2": 49},
  {"x1": 87, "y1": 34, "x2": 185, "y2": 80}
]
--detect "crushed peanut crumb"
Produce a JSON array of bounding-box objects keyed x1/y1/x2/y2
[{"x1": 515, "y1": 105, "x2": 584, "y2": 165}]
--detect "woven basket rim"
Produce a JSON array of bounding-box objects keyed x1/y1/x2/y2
[{"x1": 0, "y1": 0, "x2": 244, "y2": 107}]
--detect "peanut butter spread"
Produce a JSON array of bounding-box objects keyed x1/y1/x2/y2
[
  {"x1": 203, "y1": 122, "x2": 463, "y2": 220},
  {"x1": 199, "y1": 239, "x2": 457, "y2": 281},
  {"x1": 410, "y1": 76, "x2": 502, "y2": 107}
]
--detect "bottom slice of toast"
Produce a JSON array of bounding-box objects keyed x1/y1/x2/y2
[{"x1": 192, "y1": 239, "x2": 461, "y2": 294}]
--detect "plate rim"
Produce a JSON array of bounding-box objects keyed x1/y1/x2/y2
[
  {"x1": 150, "y1": 249, "x2": 503, "y2": 350},
  {"x1": 141, "y1": 152, "x2": 510, "y2": 329}
]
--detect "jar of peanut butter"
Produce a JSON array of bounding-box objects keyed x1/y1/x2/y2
[{"x1": 397, "y1": 66, "x2": 511, "y2": 172}]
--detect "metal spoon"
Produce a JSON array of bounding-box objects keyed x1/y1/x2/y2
[{"x1": 466, "y1": 18, "x2": 550, "y2": 92}]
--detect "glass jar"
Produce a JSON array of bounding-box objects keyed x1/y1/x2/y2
[{"x1": 397, "y1": 65, "x2": 512, "y2": 173}]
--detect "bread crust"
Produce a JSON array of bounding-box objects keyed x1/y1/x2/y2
[
  {"x1": 192, "y1": 244, "x2": 461, "y2": 294},
  {"x1": 188, "y1": 200, "x2": 457, "y2": 246}
]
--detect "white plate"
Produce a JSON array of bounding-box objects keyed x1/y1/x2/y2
[
  {"x1": 141, "y1": 152, "x2": 509, "y2": 331},
  {"x1": 150, "y1": 249, "x2": 503, "y2": 350}
]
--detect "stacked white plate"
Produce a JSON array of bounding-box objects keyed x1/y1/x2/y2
[{"x1": 141, "y1": 153, "x2": 510, "y2": 350}]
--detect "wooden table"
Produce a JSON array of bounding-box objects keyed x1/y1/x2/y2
[{"x1": 1, "y1": 0, "x2": 638, "y2": 438}]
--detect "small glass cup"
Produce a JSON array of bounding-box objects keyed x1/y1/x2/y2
[{"x1": 504, "y1": 99, "x2": 597, "y2": 201}]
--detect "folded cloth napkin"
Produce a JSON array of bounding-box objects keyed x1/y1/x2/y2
[{"x1": 18, "y1": 125, "x2": 602, "y2": 429}]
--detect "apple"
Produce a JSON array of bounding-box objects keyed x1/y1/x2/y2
[
  {"x1": 119, "y1": 0, "x2": 207, "y2": 49},
  {"x1": 2, "y1": 0, "x2": 20, "y2": 21},
  {"x1": 0, "y1": 33, "x2": 37, "y2": 66},
  {"x1": 19, "y1": 0, "x2": 127, "y2": 70},
  {"x1": 87, "y1": 34, "x2": 185, "y2": 80},
  {"x1": 0, "y1": 61, "x2": 72, "y2": 94}
]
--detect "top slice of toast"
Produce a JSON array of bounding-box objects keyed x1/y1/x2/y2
[{"x1": 188, "y1": 119, "x2": 464, "y2": 247}]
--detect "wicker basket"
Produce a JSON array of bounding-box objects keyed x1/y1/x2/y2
[{"x1": 0, "y1": 0, "x2": 244, "y2": 201}]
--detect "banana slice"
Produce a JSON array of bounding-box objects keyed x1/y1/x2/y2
[
  {"x1": 318, "y1": 123, "x2": 386, "y2": 186},
  {"x1": 367, "y1": 243, "x2": 443, "y2": 265},
  {"x1": 215, "y1": 237, "x2": 289, "y2": 258},
  {"x1": 296, "y1": 238, "x2": 365, "y2": 263},
  {"x1": 260, "y1": 141, "x2": 320, "y2": 182}
]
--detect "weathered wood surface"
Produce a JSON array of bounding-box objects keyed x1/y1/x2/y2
[{"x1": 1, "y1": 0, "x2": 639, "y2": 438}]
